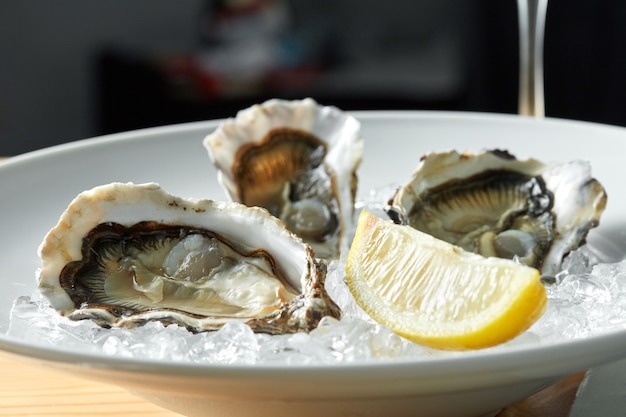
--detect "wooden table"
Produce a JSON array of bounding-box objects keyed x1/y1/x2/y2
[
  {"x1": 0, "y1": 351, "x2": 585, "y2": 417},
  {"x1": 0, "y1": 352, "x2": 183, "y2": 416}
]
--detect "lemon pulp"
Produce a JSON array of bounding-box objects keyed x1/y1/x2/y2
[{"x1": 346, "y1": 210, "x2": 547, "y2": 350}]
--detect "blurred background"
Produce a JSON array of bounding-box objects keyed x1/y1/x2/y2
[{"x1": 1, "y1": 0, "x2": 625, "y2": 155}]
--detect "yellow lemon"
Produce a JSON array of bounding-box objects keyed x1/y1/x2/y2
[{"x1": 346, "y1": 210, "x2": 547, "y2": 350}]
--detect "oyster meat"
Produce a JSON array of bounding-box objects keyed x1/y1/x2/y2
[
  {"x1": 386, "y1": 149, "x2": 607, "y2": 275},
  {"x1": 203, "y1": 98, "x2": 363, "y2": 260},
  {"x1": 37, "y1": 182, "x2": 341, "y2": 334}
]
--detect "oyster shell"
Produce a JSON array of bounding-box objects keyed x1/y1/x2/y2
[
  {"x1": 203, "y1": 98, "x2": 363, "y2": 260},
  {"x1": 37, "y1": 182, "x2": 341, "y2": 334},
  {"x1": 385, "y1": 149, "x2": 607, "y2": 275}
]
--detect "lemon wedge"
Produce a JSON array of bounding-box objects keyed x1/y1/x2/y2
[{"x1": 346, "y1": 210, "x2": 548, "y2": 350}]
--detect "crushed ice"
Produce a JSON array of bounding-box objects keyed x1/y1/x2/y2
[{"x1": 7, "y1": 184, "x2": 626, "y2": 364}]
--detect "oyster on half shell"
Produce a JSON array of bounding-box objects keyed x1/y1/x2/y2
[
  {"x1": 386, "y1": 149, "x2": 607, "y2": 275},
  {"x1": 203, "y1": 98, "x2": 363, "y2": 260},
  {"x1": 37, "y1": 182, "x2": 341, "y2": 334}
]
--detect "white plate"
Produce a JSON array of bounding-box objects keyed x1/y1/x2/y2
[{"x1": 2, "y1": 111, "x2": 626, "y2": 417}]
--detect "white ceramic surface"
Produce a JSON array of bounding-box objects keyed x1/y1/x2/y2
[
  {"x1": 569, "y1": 356, "x2": 626, "y2": 417},
  {"x1": 2, "y1": 112, "x2": 626, "y2": 417}
]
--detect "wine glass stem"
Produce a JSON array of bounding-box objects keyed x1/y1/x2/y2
[{"x1": 517, "y1": 0, "x2": 548, "y2": 117}]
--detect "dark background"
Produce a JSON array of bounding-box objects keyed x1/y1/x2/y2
[{"x1": 1, "y1": 0, "x2": 625, "y2": 155}]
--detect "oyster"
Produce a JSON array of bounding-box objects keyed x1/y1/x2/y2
[
  {"x1": 37, "y1": 182, "x2": 341, "y2": 334},
  {"x1": 386, "y1": 149, "x2": 607, "y2": 275},
  {"x1": 203, "y1": 98, "x2": 363, "y2": 260}
]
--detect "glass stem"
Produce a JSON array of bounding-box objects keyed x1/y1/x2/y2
[{"x1": 517, "y1": 0, "x2": 548, "y2": 117}]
